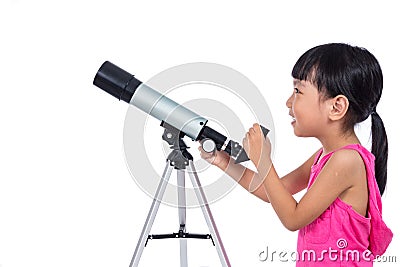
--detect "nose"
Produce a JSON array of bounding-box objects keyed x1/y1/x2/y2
[{"x1": 286, "y1": 92, "x2": 294, "y2": 108}]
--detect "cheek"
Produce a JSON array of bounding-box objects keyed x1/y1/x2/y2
[{"x1": 293, "y1": 101, "x2": 318, "y2": 121}]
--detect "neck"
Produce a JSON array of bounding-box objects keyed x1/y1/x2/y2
[{"x1": 317, "y1": 128, "x2": 361, "y2": 156}]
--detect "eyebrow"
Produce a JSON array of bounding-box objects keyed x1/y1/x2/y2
[{"x1": 293, "y1": 79, "x2": 301, "y2": 87}]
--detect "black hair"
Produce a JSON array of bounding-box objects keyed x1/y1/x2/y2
[{"x1": 292, "y1": 43, "x2": 388, "y2": 195}]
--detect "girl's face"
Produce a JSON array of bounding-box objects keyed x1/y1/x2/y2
[{"x1": 286, "y1": 79, "x2": 329, "y2": 137}]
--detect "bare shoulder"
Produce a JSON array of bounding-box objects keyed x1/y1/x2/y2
[
  {"x1": 326, "y1": 148, "x2": 368, "y2": 216},
  {"x1": 329, "y1": 148, "x2": 365, "y2": 170},
  {"x1": 324, "y1": 148, "x2": 366, "y2": 185}
]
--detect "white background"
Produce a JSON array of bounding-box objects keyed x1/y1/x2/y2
[{"x1": 0, "y1": 1, "x2": 399, "y2": 266}]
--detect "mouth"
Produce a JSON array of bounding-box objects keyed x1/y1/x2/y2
[{"x1": 289, "y1": 113, "x2": 296, "y2": 124}]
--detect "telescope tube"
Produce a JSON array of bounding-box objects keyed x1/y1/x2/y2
[
  {"x1": 93, "y1": 61, "x2": 207, "y2": 140},
  {"x1": 93, "y1": 61, "x2": 268, "y2": 163}
]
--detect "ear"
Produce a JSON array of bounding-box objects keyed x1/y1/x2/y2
[{"x1": 328, "y1": 95, "x2": 349, "y2": 121}]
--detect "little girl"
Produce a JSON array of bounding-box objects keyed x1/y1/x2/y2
[{"x1": 200, "y1": 43, "x2": 392, "y2": 266}]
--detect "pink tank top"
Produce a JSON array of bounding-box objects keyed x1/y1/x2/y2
[{"x1": 296, "y1": 144, "x2": 392, "y2": 266}]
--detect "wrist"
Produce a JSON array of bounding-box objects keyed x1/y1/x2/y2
[
  {"x1": 256, "y1": 158, "x2": 273, "y2": 177},
  {"x1": 214, "y1": 151, "x2": 230, "y2": 170}
]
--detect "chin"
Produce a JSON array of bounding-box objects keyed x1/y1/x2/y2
[{"x1": 293, "y1": 129, "x2": 308, "y2": 138}]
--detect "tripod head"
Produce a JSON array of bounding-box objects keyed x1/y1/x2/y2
[{"x1": 161, "y1": 121, "x2": 193, "y2": 170}]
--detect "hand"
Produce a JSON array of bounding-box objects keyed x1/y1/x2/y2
[
  {"x1": 243, "y1": 123, "x2": 272, "y2": 171},
  {"x1": 198, "y1": 146, "x2": 229, "y2": 168}
]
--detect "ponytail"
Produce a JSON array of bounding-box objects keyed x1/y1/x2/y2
[{"x1": 371, "y1": 112, "x2": 388, "y2": 195}]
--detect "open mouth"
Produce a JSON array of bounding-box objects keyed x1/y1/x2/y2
[{"x1": 289, "y1": 113, "x2": 296, "y2": 124}]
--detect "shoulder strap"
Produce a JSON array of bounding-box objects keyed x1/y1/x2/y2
[{"x1": 335, "y1": 144, "x2": 393, "y2": 256}]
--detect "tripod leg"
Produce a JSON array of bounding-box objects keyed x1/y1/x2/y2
[
  {"x1": 177, "y1": 170, "x2": 188, "y2": 267},
  {"x1": 187, "y1": 161, "x2": 231, "y2": 267},
  {"x1": 129, "y1": 162, "x2": 174, "y2": 267}
]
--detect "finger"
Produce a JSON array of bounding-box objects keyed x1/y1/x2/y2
[
  {"x1": 265, "y1": 136, "x2": 272, "y2": 145},
  {"x1": 198, "y1": 146, "x2": 207, "y2": 154},
  {"x1": 242, "y1": 136, "x2": 249, "y2": 150},
  {"x1": 245, "y1": 132, "x2": 250, "y2": 141},
  {"x1": 198, "y1": 146, "x2": 207, "y2": 155},
  {"x1": 200, "y1": 151, "x2": 213, "y2": 160},
  {"x1": 252, "y1": 123, "x2": 261, "y2": 134}
]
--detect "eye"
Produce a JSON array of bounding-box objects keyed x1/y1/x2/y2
[{"x1": 294, "y1": 88, "x2": 300, "y2": 94}]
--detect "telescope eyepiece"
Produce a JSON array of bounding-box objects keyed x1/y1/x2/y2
[{"x1": 93, "y1": 61, "x2": 142, "y2": 103}]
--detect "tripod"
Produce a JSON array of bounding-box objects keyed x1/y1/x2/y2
[{"x1": 129, "y1": 124, "x2": 231, "y2": 267}]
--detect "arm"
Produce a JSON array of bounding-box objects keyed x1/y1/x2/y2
[
  {"x1": 199, "y1": 146, "x2": 319, "y2": 202},
  {"x1": 259, "y1": 151, "x2": 361, "y2": 231},
  {"x1": 244, "y1": 124, "x2": 363, "y2": 231}
]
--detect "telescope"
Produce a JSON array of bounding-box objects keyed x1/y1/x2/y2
[
  {"x1": 93, "y1": 61, "x2": 271, "y2": 266},
  {"x1": 93, "y1": 61, "x2": 268, "y2": 164}
]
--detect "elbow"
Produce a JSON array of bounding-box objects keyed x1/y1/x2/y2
[
  {"x1": 285, "y1": 225, "x2": 300, "y2": 232},
  {"x1": 282, "y1": 220, "x2": 301, "y2": 232}
]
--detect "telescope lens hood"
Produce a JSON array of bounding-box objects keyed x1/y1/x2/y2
[{"x1": 93, "y1": 61, "x2": 142, "y2": 103}]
